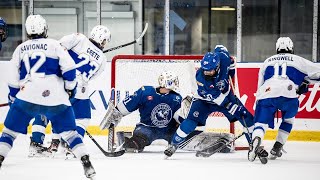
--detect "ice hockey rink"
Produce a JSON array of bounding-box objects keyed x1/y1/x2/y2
[{"x1": 0, "y1": 135, "x2": 319, "y2": 180}]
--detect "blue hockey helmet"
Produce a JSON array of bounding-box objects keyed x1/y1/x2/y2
[
  {"x1": 0, "y1": 17, "x2": 8, "y2": 42},
  {"x1": 200, "y1": 52, "x2": 220, "y2": 71}
]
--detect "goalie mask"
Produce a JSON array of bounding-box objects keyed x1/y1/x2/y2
[
  {"x1": 90, "y1": 25, "x2": 111, "y2": 50},
  {"x1": 25, "y1": 15, "x2": 48, "y2": 38},
  {"x1": 276, "y1": 37, "x2": 294, "y2": 54},
  {"x1": 158, "y1": 71, "x2": 179, "y2": 92}
]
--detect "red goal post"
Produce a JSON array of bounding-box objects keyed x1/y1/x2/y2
[{"x1": 110, "y1": 55, "x2": 247, "y2": 150}]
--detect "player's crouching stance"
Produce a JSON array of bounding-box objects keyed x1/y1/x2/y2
[
  {"x1": 0, "y1": 15, "x2": 95, "y2": 179},
  {"x1": 164, "y1": 51, "x2": 254, "y2": 159},
  {"x1": 248, "y1": 37, "x2": 320, "y2": 164},
  {"x1": 100, "y1": 71, "x2": 184, "y2": 153}
]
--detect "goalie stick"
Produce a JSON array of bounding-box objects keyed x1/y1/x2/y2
[
  {"x1": 195, "y1": 132, "x2": 245, "y2": 157},
  {"x1": 103, "y1": 23, "x2": 148, "y2": 53},
  {"x1": 86, "y1": 130, "x2": 125, "y2": 157}
]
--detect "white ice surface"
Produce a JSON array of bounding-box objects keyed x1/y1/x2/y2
[{"x1": 0, "y1": 135, "x2": 319, "y2": 180}]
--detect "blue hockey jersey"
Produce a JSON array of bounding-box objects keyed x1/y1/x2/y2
[
  {"x1": 194, "y1": 52, "x2": 232, "y2": 106},
  {"x1": 116, "y1": 86, "x2": 182, "y2": 128}
]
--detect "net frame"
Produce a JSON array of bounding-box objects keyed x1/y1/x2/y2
[{"x1": 110, "y1": 55, "x2": 248, "y2": 150}]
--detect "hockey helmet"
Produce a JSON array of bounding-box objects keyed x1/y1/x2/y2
[
  {"x1": 90, "y1": 25, "x2": 111, "y2": 49},
  {"x1": 201, "y1": 52, "x2": 220, "y2": 72},
  {"x1": 158, "y1": 71, "x2": 179, "y2": 92},
  {"x1": 25, "y1": 15, "x2": 48, "y2": 38},
  {"x1": 276, "y1": 37, "x2": 294, "y2": 54}
]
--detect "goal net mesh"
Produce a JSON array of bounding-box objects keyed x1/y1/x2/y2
[{"x1": 111, "y1": 55, "x2": 247, "y2": 149}]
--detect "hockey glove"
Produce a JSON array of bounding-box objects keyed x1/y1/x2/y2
[
  {"x1": 297, "y1": 79, "x2": 309, "y2": 95},
  {"x1": 8, "y1": 94, "x2": 15, "y2": 107},
  {"x1": 225, "y1": 101, "x2": 247, "y2": 118},
  {"x1": 66, "y1": 83, "x2": 77, "y2": 99}
]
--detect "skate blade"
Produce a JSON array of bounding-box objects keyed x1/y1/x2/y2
[{"x1": 269, "y1": 154, "x2": 277, "y2": 160}]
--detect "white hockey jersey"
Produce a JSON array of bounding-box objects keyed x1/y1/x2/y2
[
  {"x1": 256, "y1": 53, "x2": 320, "y2": 100},
  {"x1": 59, "y1": 33, "x2": 107, "y2": 99},
  {"x1": 9, "y1": 38, "x2": 77, "y2": 106}
]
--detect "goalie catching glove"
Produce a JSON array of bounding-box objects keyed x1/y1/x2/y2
[{"x1": 99, "y1": 100, "x2": 123, "y2": 130}]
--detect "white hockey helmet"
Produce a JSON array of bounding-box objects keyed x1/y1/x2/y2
[
  {"x1": 276, "y1": 37, "x2": 294, "y2": 54},
  {"x1": 158, "y1": 71, "x2": 179, "y2": 92},
  {"x1": 25, "y1": 14, "x2": 48, "y2": 38},
  {"x1": 90, "y1": 25, "x2": 111, "y2": 49}
]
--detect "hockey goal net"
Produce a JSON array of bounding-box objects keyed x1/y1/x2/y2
[{"x1": 110, "y1": 55, "x2": 248, "y2": 150}]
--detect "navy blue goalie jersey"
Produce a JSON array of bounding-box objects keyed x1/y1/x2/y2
[{"x1": 116, "y1": 86, "x2": 182, "y2": 128}]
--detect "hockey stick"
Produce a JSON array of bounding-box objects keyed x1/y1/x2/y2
[
  {"x1": 86, "y1": 130, "x2": 125, "y2": 157},
  {"x1": 0, "y1": 103, "x2": 9, "y2": 107},
  {"x1": 229, "y1": 76, "x2": 252, "y2": 142},
  {"x1": 195, "y1": 132, "x2": 245, "y2": 157},
  {"x1": 103, "y1": 23, "x2": 148, "y2": 53}
]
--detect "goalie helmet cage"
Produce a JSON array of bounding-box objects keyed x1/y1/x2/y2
[{"x1": 110, "y1": 55, "x2": 248, "y2": 151}]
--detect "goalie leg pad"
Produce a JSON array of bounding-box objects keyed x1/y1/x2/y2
[{"x1": 123, "y1": 133, "x2": 150, "y2": 153}]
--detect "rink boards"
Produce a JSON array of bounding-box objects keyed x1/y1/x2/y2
[{"x1": 0, "y1": 61, "x2": 319, "y2": 141}]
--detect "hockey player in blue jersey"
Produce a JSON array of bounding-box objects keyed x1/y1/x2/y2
[
  {"x1": 164, "y1": 50, "x2": 255, "y2": 158},
  {"x1": 100, "y1": 71, "x2": 184, "y2": 152},
  {"x1": 248, "y1": 37, "x2": 320, "y2": 164},
  {"x1": 0, "y1": 15, "x2": 95, "y2": 178},
  {"x1": 29, "y1": 25, "x2": 111, "y2": 157},
  {"x1": 0, "y1": 17, "x2": 8, "y2": 51}
]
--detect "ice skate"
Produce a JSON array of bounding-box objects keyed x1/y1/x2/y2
[
  {"x1": 28, "y1": 137, "x2": 50, "y2": 157},
  {"x1": 48, "y1": 139, "x2": 60, "y2": 153},
  {"x1": 0, "y1": 155, "x2": 4, "y2": 169},
  {"x1": 81, "y1": 155, "x2": 96, "y2": 179},
  {"x1": 123, "y1": 137, "x2": 144, "y2": 153},
  {"x1": 65, "y1": 147, "x2": 77, "y2": 160},
  {"x1": 164, "y1": 144, "x2": 177, "y2": 159},
  {"x1": 47, "y1": 139, "x2": 60, "y2": 157},
  {"x1": 248, "y1": 137, "x2": 268, "y2": 164},
  {"x1": 269, "y1": 141, "x2": 283, "y2": 160}
]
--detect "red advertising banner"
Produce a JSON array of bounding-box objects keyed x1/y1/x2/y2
[{"x1": 237, "y1": 68, "x2": 320, "y2": 119}]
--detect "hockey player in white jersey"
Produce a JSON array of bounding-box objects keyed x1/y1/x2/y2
[
  {"x1": 0, "y1": 15, "x2": 96, "y2": 178},
  {"x1": 29, "y1": 24, "x2": 111, "y2": 156},
  {"x1": 248, "y1": 37, "x2": 320, "y2": 164}
]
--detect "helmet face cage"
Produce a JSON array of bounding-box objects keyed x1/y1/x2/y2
[
  {"x1": 25, "y1": 15, "x2": 48, "y2": 38},
  {"x1": 0, "y1": 17, "x2": 8, "y2": 42},
  {"x1": 90, "y1": 25, "x2": 111, "y2": 49},
  {"x1": 158, "y1": 71, "x2": 179, "y2": 92},
  {"x1": 276, "y1": 37, "x2": 294, "y2": 54}
]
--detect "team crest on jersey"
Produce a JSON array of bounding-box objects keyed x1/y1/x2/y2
[
  {"x1": 288, "y1": 85, "x2": 293, "y2": 91},
  {"x1": 42, "y1": 90, "x2": 50, "y2": 97},
  {"x1": 193, "y1": 111, "x2": 199, "y2": 118},
  {"x1": 82, "y1": 87, "x2": 86, "y2": 93},
  {"x1": 151, "y1": 103, "x2": 172, "y2": 128}
]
